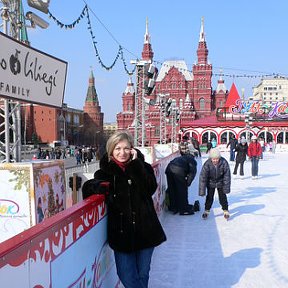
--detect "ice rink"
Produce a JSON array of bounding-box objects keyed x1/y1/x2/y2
[{"x1": 149, "y1": 151, "x2": 288, "y2": 288}]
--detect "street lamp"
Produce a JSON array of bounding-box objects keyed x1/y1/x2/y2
[
  {"x1": 27, "y1": 0, "x2": 50, "y2": 14},
  {"x1": 25, "y1": 11, "x2": 49, "y2": 29}
]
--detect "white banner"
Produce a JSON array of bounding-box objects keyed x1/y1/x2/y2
[{"x1": 0, "y1": 32, "x2": 67, "y2": 107}]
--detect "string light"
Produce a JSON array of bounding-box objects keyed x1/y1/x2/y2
[
  {"x1": 48, "y1": 5, "x2": 286, "y2": 80},
  {"x1": 48, "y1": 5, "x2": 135, "y2": 75}
]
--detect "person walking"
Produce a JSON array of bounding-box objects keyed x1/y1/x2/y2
[
  {"x1": 233, "y1": 137, "x2": 248, "y2": 179},
  {"x1": 206, "y1": 140, "x2": 212, "y2": 154},
  {"x1": 199, "y1": 148, "x2": 231, "y2": 220},
  {"x1": 226, "y1": 135, "x2": 238, "y2": 161},
  {"x1": 247, "y1": 135, "x2": 262, "y2": 179},
  {"x1": 75, "y1": 149, "x2": 82, "y2": 165},
  {"x1": 165, "y1": 152, "x2": 197, "y2": 215},
  {"x1": 191, "y1": 137, "x2": 201, "y2": 157},
  {"x1": 259, "y1": 137, "x2": 265, "y2": 159},
  {"x1": 178, "y1": 135, "x2": 190, "y2": 155},
  {"x1": 94, "y1": 130, "x2": 166, "y2": 288}
]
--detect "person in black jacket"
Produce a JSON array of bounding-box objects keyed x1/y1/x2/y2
[
  {"x1": 199, "y1": 148, "x2": 231, "y2": 219},
  {"x1": 226, "y1": 135, "x2": 238, "y2": 161},
  {"x1": 191, "y1": 137, "x2": 201, "y2": 157},
  {"x1": 165, "y1": 153, "x2": 197, "y2": 215},
  {"x1": 94, "y1": 130, "x2": 166, "y2": 288},
  {"x1": 233, "y1": 137, "x2": 248, "y2": 179},
  {"x1": 206, "y1": 140, "x2": 212, "y2": 154}
]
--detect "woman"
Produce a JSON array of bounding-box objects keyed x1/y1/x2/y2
[
  {"x1": 199, "y1": 148, "x2": 231, "y2": 220},
  {"x1": 233, "y1": 137, "x2": 248, "y2": 179},
  {"x1": 94, "y1": 131, "x2": 166, "y2": 288},
  {"x1": 247, "y1": 135, "x2": 262, "y2": 179}
]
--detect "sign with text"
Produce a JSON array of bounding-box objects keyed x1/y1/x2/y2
[{"x1": 0, "y1": 32, "x2": 67, "y2": 107}]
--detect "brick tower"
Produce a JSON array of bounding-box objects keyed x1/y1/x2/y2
[{"x1": 83, "y1": 70, "x2": 103, "y2": 145}]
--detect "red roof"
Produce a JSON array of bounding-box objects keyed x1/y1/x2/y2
[{"x1": 225, "y1": 83, "x2": 240, "y2": 108}]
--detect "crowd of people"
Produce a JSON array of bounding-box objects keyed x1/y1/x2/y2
[{"x1": 33, "y1": 145, "x2": 107, "y2": 165}]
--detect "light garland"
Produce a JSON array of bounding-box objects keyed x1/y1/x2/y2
[
  {"x1": 48, "y1": 5, "x2": 136, "y2": 75},
  {"x1": 47, "y1": 6, "x2": 284, "y2": 80}
]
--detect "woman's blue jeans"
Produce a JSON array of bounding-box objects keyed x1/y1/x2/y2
[
  {"x1": 114, "y1": 247, "x2": 154, "y2": 288},
  {"x1": 251, "y1": 157, "x2": 259, "y2": 176}
]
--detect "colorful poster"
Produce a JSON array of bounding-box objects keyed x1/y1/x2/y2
[
  {"x1": 0, "y1": 166, "x2": 32, "y2": 243},
  {"x1": 33, "y1": 161, "x2": 66, "y2": 223}
]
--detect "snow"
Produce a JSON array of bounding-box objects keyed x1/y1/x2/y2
[{"x1": 149, "y1": 151, "x2": 288, "y2": 288}]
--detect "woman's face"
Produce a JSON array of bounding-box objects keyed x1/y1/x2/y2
[
  {"x1": 211, "y1": 158, "x2": 220, "y2": 165},
  {"x1": 112, "y1": 140, "x2": 132, "y2": 162}
]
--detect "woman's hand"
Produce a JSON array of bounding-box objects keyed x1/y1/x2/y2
[{"x1": 130, "y1": 148, "x2": 137, "y2": 160}]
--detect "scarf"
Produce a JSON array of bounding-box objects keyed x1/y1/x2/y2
[{"x1": 111, "y1": 157, "x2": 130, "y2": 171}]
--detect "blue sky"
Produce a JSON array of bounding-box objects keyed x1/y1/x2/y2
[{"x1": 21, "y1": 0, "x2": 288, "y2": 122}]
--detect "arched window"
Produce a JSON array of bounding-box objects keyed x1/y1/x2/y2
[
  {"x1": 277, "y1": 132, "x2": 284, "y2": 143},
  {"x1": 239, "y1": 131, "x2": 252, "y2": 140},
  {"x1": 259, "y1": 131, "x2": 273, "y2": 143},
  {"x1": 191, "y1": 132, "x2": 198, "y2": 142},
  {"x1": 202, "y1": 131, "x2": 217, "y2": 144},
  {"x1": 199, "y1": 98, "x2": 205, "y2": 110}
]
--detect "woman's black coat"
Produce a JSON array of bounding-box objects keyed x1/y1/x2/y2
[
  {"x1": 199, "y1": 157, "x2": 231, "y2": 196},
  {"x1": 235, "y1": 143, "x2": 248, "y2": 163},
  {"x1": 94, "y1": 150, "x2": 166, "y2": 253}
]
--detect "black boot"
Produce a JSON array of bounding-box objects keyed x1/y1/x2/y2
[
  {"x1": 179, "y1": 205, "x2": 194, "y2": 215},
  {"x1": 194, "y1": 200, "x2": 200, "y2": 212}
]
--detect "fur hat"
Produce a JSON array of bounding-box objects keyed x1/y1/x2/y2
[
  {"x1": 209, "y1": 148, "x2": 221, "y2": 159},
  {"x1": 251, "y1": 135, "x2": 257, "y2": 140}
]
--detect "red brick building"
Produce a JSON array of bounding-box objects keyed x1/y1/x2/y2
[
  {"x1": 21, "y1": 71, "x2": 103, "y2": 146},
  {"x1": 117, "y1": 18, "x2": 228, "y2": 145}
]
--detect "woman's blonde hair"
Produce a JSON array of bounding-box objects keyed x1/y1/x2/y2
[{"x1": 106, "y1": 130, "x2": 134, "y2": 160}]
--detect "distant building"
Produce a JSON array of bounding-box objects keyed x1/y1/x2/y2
[
  {"x1": 21, "y1": 103, "x2": 83, "y2": 146},
  {"x1": 117, "y1": 18, "x2": 288, "y2": 148},
  {"x1": 103, "y1": 122, "x2": 117, "y2": 140},
  {"x1": 83, "y1": 70, "x2": 104, "y2": 146},
  {"x1": 250, "y1": 76, "x2": 288, "y2": 105},
  {"x1": 20, "y1": 70, "x2": 103, "y2": 147}
]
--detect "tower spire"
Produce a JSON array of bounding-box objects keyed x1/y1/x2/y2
[
  {"x1": 85, "y1": 69, "x2": 98, "y2": 104},
  {"x1": 144, "y1": 17, "x2": 150, "y2": 44},
  {"x1": 196, "y1": 16, "x2": 208, "y2": 64},
  {"x1": 199, "y1": 16, "x2": 205, "y2": 42},
  {"x1": 141, "y1": 17, "x2": 153, "y2": 60}
]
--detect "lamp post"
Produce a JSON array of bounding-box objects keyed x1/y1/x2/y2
[
  {"x1": 157, "y1": 93, "x2": 169, "y2": 144},
  {"x1": 130, "y1": 59, "x2": 156, "y2": 147},
  {"x1": 244, "y1": 113, "x2": 253, "y2": 141},
  {"x1": 241, "y1": 88, "x2": 245, "y2": 101}
]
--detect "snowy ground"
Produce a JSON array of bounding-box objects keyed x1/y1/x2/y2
[{"x1": 149, "y1": 151, "x2": 288, "y2": 288}]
